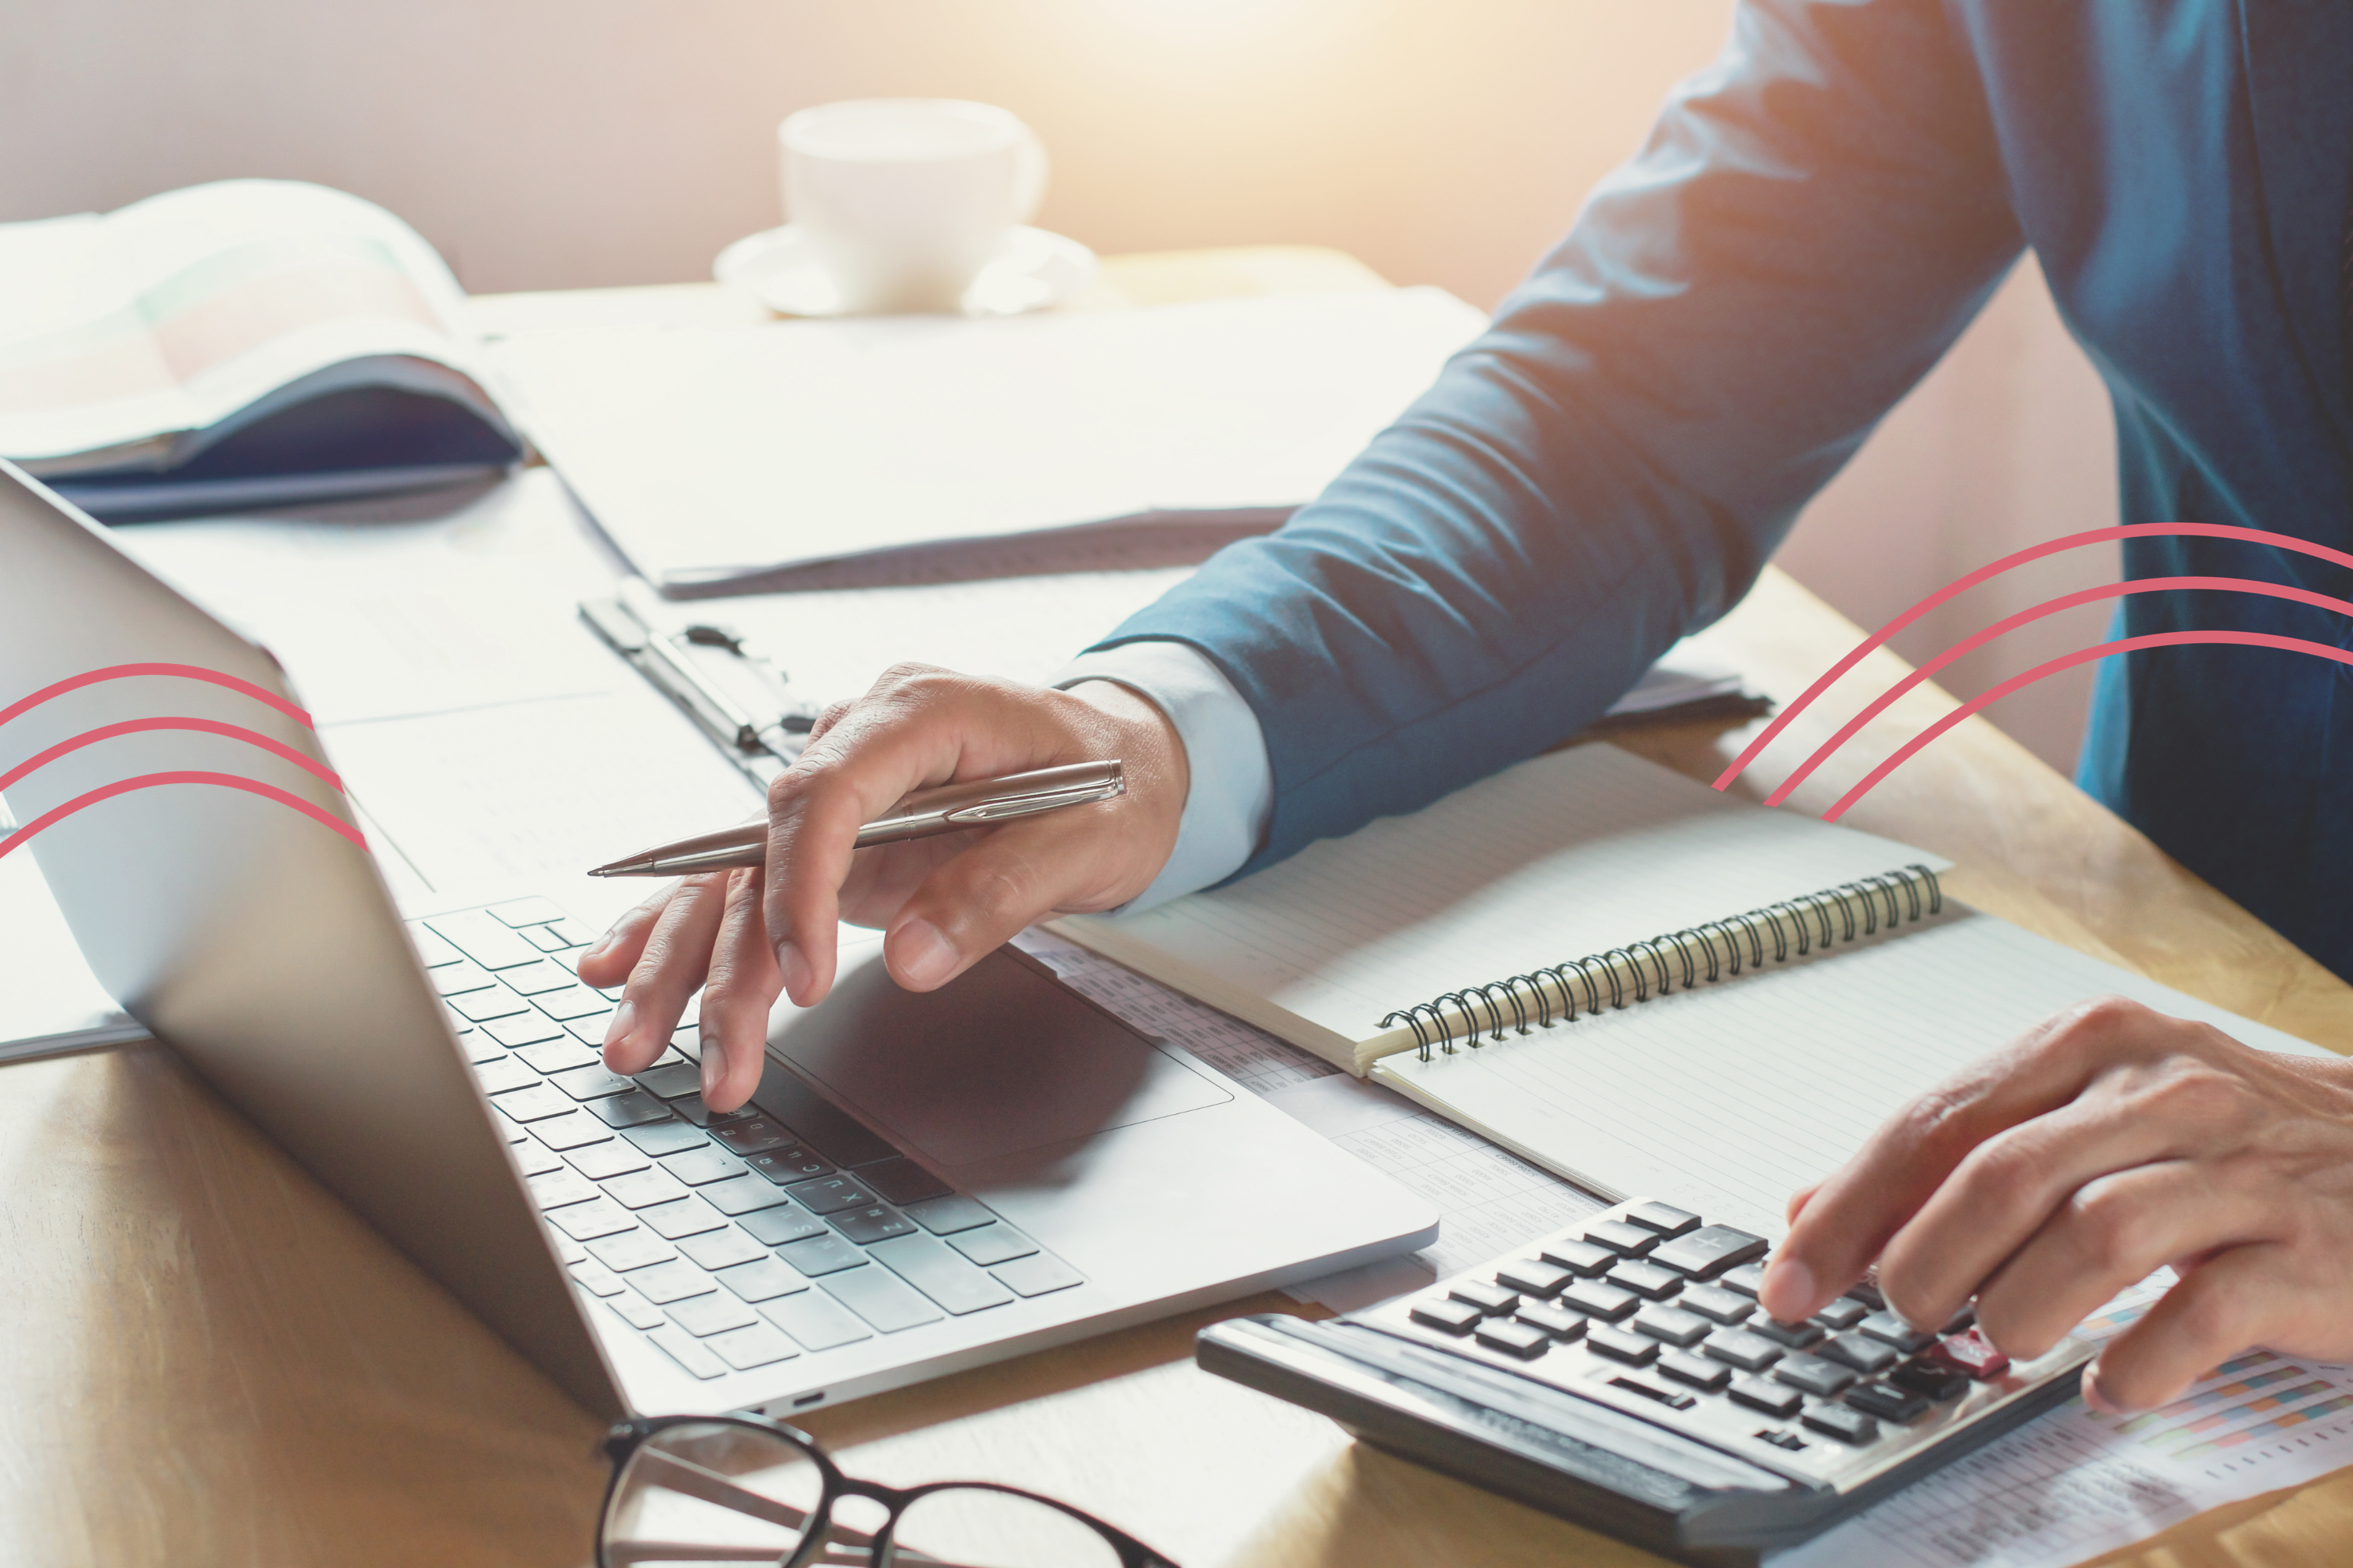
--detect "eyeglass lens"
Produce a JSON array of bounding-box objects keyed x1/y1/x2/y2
[
  {"x1": 886, "y1": 1486, "x2": 1127, "y2": 1568},
  {"x1": 604, "y1": 1421, "x2": 824, "y2": 1567}
]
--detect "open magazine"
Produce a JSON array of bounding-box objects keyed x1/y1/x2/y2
[{"x1": 0, "y1": 180, "x2": 522, "y2": 519}]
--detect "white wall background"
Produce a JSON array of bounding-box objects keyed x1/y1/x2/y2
[{"x1": 1, "y1": 0, "x2": 2118, "y2": 773}]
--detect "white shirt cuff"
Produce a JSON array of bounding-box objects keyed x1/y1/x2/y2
[{"x1": 1051, "y1": 640, "x2": 1273, "y2": 913}]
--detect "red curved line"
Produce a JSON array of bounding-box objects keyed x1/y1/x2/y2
[
  {"x1": 0, "y1": 717, "x2": 343, "y2": 796},
  {"x1": 0, "y1": 771, "x2": 367, "y2": 862},
  {"x1": 1713, "y1": 523, "x2": 2353, "y2": 791},
  {"x1": 0, "y1": 662, "x2": 312, "y2": 732},
  {"x1": 1763, "y1": 576, "x2": 2353, "y2": 807},
  {"x1": 1821, "y1": 632, "x2": 2353, "y2": 822}
]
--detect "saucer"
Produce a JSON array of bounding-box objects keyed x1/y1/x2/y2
[{"x1": 712, "y1": 224, "x2": 1099, "y2": 318}]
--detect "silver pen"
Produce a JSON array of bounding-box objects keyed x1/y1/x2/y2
[{"x1": 586, "y1": 760, "x2": 1126, "y2": 878}]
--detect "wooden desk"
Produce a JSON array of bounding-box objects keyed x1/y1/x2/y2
[{"x1": 6, "y1": 251, "x2": 2349, "y2": 1568}]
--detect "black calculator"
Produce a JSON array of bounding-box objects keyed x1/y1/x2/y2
[{"x1": 1196, "y1": 1197, "x2": 2092, "y2": 1566}]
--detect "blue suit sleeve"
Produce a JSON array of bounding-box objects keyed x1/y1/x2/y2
[{"x1": 1088, "y1": 0, "x2": 2025, "y2": 876}]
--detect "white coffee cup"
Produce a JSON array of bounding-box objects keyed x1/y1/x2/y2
[{"x1": 779, "y1": 99, "x2": 1048, "y2": 315}]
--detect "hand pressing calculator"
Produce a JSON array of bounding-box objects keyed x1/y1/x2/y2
[{"x1": 1197, "y1": 1197, "x2": 2090, "y2": 1566}]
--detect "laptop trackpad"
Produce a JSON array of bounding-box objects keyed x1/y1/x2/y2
[{"x1": 765, "y1": 939, "x2": 1231, "y2": 1170}]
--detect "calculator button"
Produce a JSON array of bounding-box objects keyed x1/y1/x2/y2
[
  {"x1": 1811, "y1": 1298, "x2": 1869, "y2": 1330},
  {"x1": 1772, "y1": 1352, "x2": 1858, "y2": 1399},
  {"x1": 1585, "y1": 1324, "x2": 1659, "y2": 1366},
  {"x1": 1448, "y1": 1279, "x2": 1520, "y2": 1316},
  {"x1": 1583, "y1": 1220, "x2": 1660, "y2": 1257},
  {"x1": 1820, "y1": 1331, "x2": 1902, "y2": 1374},
  {"x1": 1750, "y1": 1317, "x2": 1825, "y2": 1349},
  {"x1": 1560, "y1": 1279, "x2": 1640, "y2": 1322},
  {"x1": 1648, "y1": 1225, "x2": 1769, "y2": 1279},
  {"x1": 1680, "y1": 1283, "x2": 1756, "y2": 1325},
  {"x1": 1658, "y1": 1349, "x2": 1731, "y2": 1392},
  {"x1": 1605, "y1": 1259, "x2": 1685, "y2": 1300},
  {"x1": 1410, "y1": 1298, "x2": 1484, "y2": 1335},
  {"x1": 1843, "y1": 1276, "x2": 1886, "y2": 1310},
  {"x1": 1756, "y1": 1427, "x2": 1808, "y2": 1451},
  {"x1": 1632, "y1": 1305, "x2": 1712, "y2": 1348},
  {"x1": 1941, "y1": 1305, "x2": 1977, "y2": 1334},
  {"x1": 1702, "y1": 1329, "x2": 1785, "y2": 1373},
  {"x1": 1495, "y1": 1258, "x2": 1575, "y2": 1298},
  {"x1": 1606, "y1": 1373, "x2": 1694, "y2": 1410},
  {"x1": 1538, "y1": 1240, "x2": 1617, "y2": 1277},
  {"x1": 1889, "y1": 1359, "x2": 1973, "y2": 1402},
  {"x1": 1926, "y1": 1327, "x2": 2012, "y2": 1380},
  {"x1": 1623, "y1": 1201, "x2": 1702, "y2": 1237},
  {"x1": 1801, "y1": 1403, "x2": 1881, "y2": 1446},
  {"x1": 1728, "y1": 1375, "x2": 1804, "y2": 1418},
  {"x1": 1857, "y1": 1311, "x2": 1937, "y2": 1353},
  {"x1": 1719, "y1": 1261, "x2": 1768, "y2": 1298},
  {"x1": 1513, "y1": 1302, "x2": 1589, "y2": 1341},
  {"x1": 1846, "y1": 1381, "x2": 1933, "y2": 1423},
  {"x1": 1474, "y1": 1319, "x2": 1552, "y2": 1359}
]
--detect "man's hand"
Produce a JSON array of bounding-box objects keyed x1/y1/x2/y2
[
  {"x1": 1757, "y1": 996, "x2": 2353, "y2": 1413},
  {"x1": 574, "y1": 666, "x2": 1189, "y2": 1115}
]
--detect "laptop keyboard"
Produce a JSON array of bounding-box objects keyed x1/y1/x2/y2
[{"x1": 409, "y1": 898, "x2": 1085, "y2": 1384}]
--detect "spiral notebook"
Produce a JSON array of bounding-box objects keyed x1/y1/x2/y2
[{"x1": 1053, "y1": 744, "x2": 2331, "y2": 1231}]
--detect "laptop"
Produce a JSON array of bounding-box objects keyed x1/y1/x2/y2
[{"x1": 0, "y1": 458, "x2": 1439, "y2": 1419}]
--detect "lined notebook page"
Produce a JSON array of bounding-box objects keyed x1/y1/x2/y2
[
  {"x1": 1060, "y1": 745, "x2": 1942, "y2": 1054},
  {"x1": 1372, "y1": 912, "x2": 2336, "y2": 1240}
]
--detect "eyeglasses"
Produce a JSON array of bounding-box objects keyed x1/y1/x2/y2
[{"x1": 595, "y1": 1414, "x2": 1182, "y2": 1568}]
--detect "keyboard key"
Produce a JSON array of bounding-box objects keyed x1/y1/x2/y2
[
  {"x1": 512, "y1": 1141, "x2": 566, "y2": 1178},
  {"x1": 1801, "y1": 1404, "x2": 1880, "y2": 1446},
  {"x1": 1821, "y1": 1332, "x2": 1902, "y2": 1374},
  {"x1": 715, "y1": 1257, "x2": 810, "y2": 1303},
  {"x1": 1494, "y1": 1258, "x2": 1574, "y2": 1299},
  {"x1": 457, "y1": 1032, "x2": 507, "y2": 1065},
  {"x1": 590, "y1": 1091, "x2": 677, "y2": 1129},
  {"x1": 492, "y1": 1083, "x2": 576, "y2": 1123},
  {"x1": 1846, "y1": 1381, "x2": 1932, "y2": 1423},
  {"x1": 1606, "y1": 1374, "x2": 1694, "y2": 1411},
  {"x1": 1773, "y1": 1352, "x2": 1858, "y2": 1399},
  {"x1": 639, "y1": 1197, "x2": 729, "y2": 1241},
  {"x1": 746, "y1": 1147, "x2": 837, "y2": 1185},
  {"x1": 608, "y1": 1295, "x2": 669, "y2": 1332},
  {"x1": 568, "y1": 1142, "x2": 650, "y2": 1181},
  {"x1": 547, "y1": 1198, "x2": 637, "y2": 1241},
  {"x1": 1585, "y1": 1324, "x2": 1659, "y2": 1366},
  {"x1": 748, "y1": 1062, "x2": 902, "y2": 1169},
  {"x1": 1812, "y1": 1297, "x2": 1870, "y2": 1330},
  {"x1": 408, "y1": 922, "x2": 465, "y2": 967},
  {"x1": 677, "y1": 1229, "x2": 770, "y2": 1272},
  {"x1": 903, "y1": 1195, "x2": 995, "y2": 1236},
  {"x1": 1513, "y1": 1302, "x2": 1588, "y2": 1341},
  {"x1": 778, "y1": 1233, "x2": 867, "y2": 1276},
  {"x1": 670, "y1": 1292, "x2": 760, "y2": 1338},
  {"x1": 532, "y1": 986, "x2": 615, "y2": 1022},
  {"x1": 670, "y1": 1094, "x2": 756, "y2": 1128},
  {"x1": 860, "y1": 1158, "x2": 953, "y2": 1206},
  {"x1": 1474, "y1": 1319, "x2": 1551, "y2": 1359},
  {"x1": 868, "y1": 1232, "x2": 1017, "y2": 1316},
  {"x1": 661, "y1": 1146, "x2": 750, "y2": 1186},
  {"x1": 513, "y1": 1038, "x2": 596, "y2": 1072},
  {"x1": 1701, "y1": 1329, "x2": 1785, "y2": 1373},
  {"x1": 474, "y1": 1056, "x2": 540, "y2": 1095},
  {"x1": 1410, "y1": 1298, "x2": 1483, "y2": 1334},
  {"x1": 637, "y1": 1062, "x2": 704, "y2": 1099},
  {"x1": 568, "y1": 1260, "x2": 628, "y2": 1298},
  {"x1": 629, "y1": 1259, "x2": 718, "y2": 1305},
  {"x1": 1857, "y1": 1311, "x2": 1937, "y2": 1353},
  {"x1": 1926, "y1": 1327, "x2": 2011, "y2": 1380},
  {"x1": 565, "y1": 1014, "x2": 619, "y2": 1048},
  {"x1": 1679, "y1": 1283, "x2": 1756, "y2": 1325},
  {"x1": 522, "y1": 924, "x2": 577, "y2": 954},
  {"x1": 832, "y1": 1205, "x2": 918, "y2": 1246},
  {"x1": 699, "y1": 1176, "x2": 795, "y2": 1218},
  {"x1": 425, "y1": 913, "x2": 541, "y2": 969},
  {"x1": 1537, "y1": 1240, "x2": 1616, "y2": 1277},
  {"x1": 824, "y1": 1268, "x2": 944, "y2": 1333},
  {"x1": 1889, "y1": 1359, "x2": 1973, "y2": 1402},
  {"x1": 1560, "y1": 1279, "x2": 1639, "y2": 1322},
  {"x1": 549, "y1": 919, "x2": 597, "y2": 947},
  {"x1": 786, "y1": 1176, "x2": 880, "y2": 1216},
  {"x1": 450, "y1": 989, "x2": 531, "y2": 1024},
  {"x1": 488, "y1": 895, "x2": 568, "y2": 927},
  {"x1": 761, "y1": 1290, "x2": 873, "y2": 1351},
  {"x1": 645, "y1": 1323, "x2": 726, "y2": 1380},
  {"x1": 1606, "y1": 1260, "x2": 1685, "y2": 1301},
  {"x1": 1583, "y1": 1220, "x2": 1658, "y2": 1257},
  {"x1": 1447, "y1": 1279, "x2": 1519, "y2": 1316},
  {"x1": 738, "y1": 1205, "x2": 830, "y2": 1247},
  {"x1": 991, "y1": 1254, "x2": 1084, "y2": 1298},
  {"x1": 706, "y1": 1323, "x2": 800, "y2": 1372},
  {"x1": 532, "y1": 1111, "x2": 615, "y2": 1151},
  {"x1": 1658, "y1": 1350, "x2": 1730, "y2": 1392},
  {"x1": 484, "y1": 1012, "x2": 571, "y2": 1049},
  {"x1": 947, "y1": 1224, "x2": 1038, "y2": 1267},
  {"x1": 1750, "y1": 1317, "x2": 1825, "y2": 1349},
  {"x1": 1632, "y1": 1305, "x2": 1711, "y2": 1348},
  {"x1": 623, "y1": 1121, "x2": 710, "y2": 1157},
  {"x1": 527, "y1": 1169, "x2": 601, "y2": 1210},
  {"x1": 1719, "y1": 1261, "x2": 1767, "y2": 1298},
  {"x1": 1624, "y1": 1201, "x2": 1701, "y2": 1237},
  {"x1": 710, "y1": 1116, "x2": 797, "y2": 1156},
  {"x1": 551, "y1": 1064, "x2": 637, "y2": 1101},
  {"x1": 1727, "y1": 1375, "x2": 1803, "y2": 1418},
  {"x1": 498, "y1": 959, "x2": 579, "y2": 996},
  {"x1": 1649, "y1": 1225, "x2": 1770, "y2": 1279},
  {"x1": 430, "y1": 960, "x2": 496, "y2": 996},
  {"x1": 605, "y1": 1169, "x2": 692, "y2": 1210},
  {"x1": 586, "y1": 1232, "x2": 677, "y2": 1272}
]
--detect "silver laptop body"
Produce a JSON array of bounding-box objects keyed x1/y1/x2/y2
[{"x1": 0, "y1": 459, "x2": 1439, "y2": 1418}]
